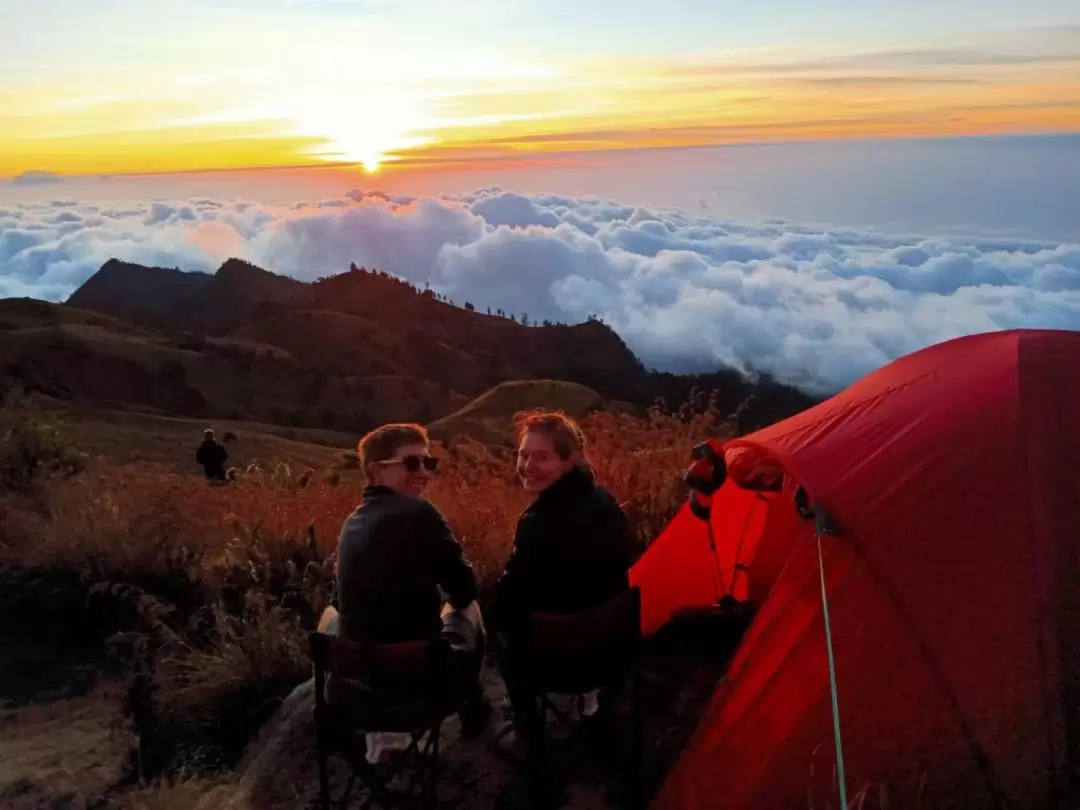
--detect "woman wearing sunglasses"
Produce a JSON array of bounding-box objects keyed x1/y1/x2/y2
[{"x1": 331, "y1": 422, "x2": 491, "y2": 740}]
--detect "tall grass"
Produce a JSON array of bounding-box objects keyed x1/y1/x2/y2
[{"x1": 0, "y1": 404, "x2": 723, "y2": 782}]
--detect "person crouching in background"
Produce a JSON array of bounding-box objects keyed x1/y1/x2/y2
[{"x1": 196, "y1": 428, "x2": 228, "y2": 482}]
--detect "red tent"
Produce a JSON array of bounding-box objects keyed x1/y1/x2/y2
[{"x1": 631, "y1": 328, "x2": 1080, "y2": 810}]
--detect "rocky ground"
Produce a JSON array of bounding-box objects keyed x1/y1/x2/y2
[
  {"x1": 199, "y1": 611, "x2": 744, "y2": 810},
  {"x1": 1, "y1": 611, "x2": 744, "y2": 809}
]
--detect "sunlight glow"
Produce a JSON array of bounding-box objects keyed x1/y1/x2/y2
[
  {"x1": 1, "y1": 2, "x2": 1077, "y2": 178},
  {"x1": 287, "y1": 91, "x2": 436, "y2": 172}
]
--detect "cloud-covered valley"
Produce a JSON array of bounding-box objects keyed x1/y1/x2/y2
[{"x1": 2, "y1": 188, "x2": 1078, "y2": 394}]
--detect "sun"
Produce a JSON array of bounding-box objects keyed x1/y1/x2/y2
[
  {"x1": 332, "y1": 137, "x2": 390, "y2": 174},
  {"x1": 288, "y1": 91, "x2": 433, "y2": 173},
  {"x1": 335, "y1": 140, "x2": 384, "y2": 173}
]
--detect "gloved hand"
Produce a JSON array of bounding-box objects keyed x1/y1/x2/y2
[{"x1": 683, "y1": 440, "x2": 727, "y2": 494}]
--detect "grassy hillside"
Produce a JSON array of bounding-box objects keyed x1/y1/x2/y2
[
  {"x1": 45, "y1": 260, "x2": 653, "y2": 416},
  {"x1": 0, "y1": 302, "x2": 461, "y2": 432},
  {"x1": 45, "y1": 405, "x2": 357, "y2": 472},
  {"x1": 0, "y1": 297, "x2": 152, "y2": 333},
  {"x1": 428, "y1": 379, "x2": 612, "y2": 445},
  {"x1": 0, "y1": 399, "x2": 723, "y2": 809},
  {"x1": 17, "y1": 377, "x2": 639, "y2": 474},
  {"x1": 5, "y1": 260, "x2": 821, "y2": 445}
]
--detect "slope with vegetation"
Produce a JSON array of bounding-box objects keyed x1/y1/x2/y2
[
  {"x1": 1, "y1": 258, "x2": 818, "y2": 441},
  {"x1": 0, "y1": 393, "x2": 733, "y2": 809},
  {"x1": 428, "y1": 379, "x2": 633, "y2": 446}
]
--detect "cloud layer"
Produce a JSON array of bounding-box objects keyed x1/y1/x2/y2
[
  {"x1": 12, "y1": 170, "x2": 64, "y2": 186},
  {"x1": 2, "y1": 188, "x2": 1079, "y2": 393}
]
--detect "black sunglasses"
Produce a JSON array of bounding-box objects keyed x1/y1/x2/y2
[{"x1": 378, "y1": 454, "x2": 438, "y2": 473}]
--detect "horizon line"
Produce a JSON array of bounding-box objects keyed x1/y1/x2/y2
[{"x1": 5, "y1": 128, "x2": 1077, "y2": 183}]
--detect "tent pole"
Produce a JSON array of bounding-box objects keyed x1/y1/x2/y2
[
  {"x1": 816, "y1": 529, "x2": 849, "y2": 809},
  {"x1": 705, "y1": 521, "x2": 726, "y2": 600}
]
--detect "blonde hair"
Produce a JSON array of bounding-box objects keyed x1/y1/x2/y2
[
  {"x1": 514, "y1": 410, "x2": 590, "y2": 468},
  {"x1": 357, "y1": 423, "x2": 428, "y2": 476}
]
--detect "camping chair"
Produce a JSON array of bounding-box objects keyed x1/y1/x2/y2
[
  {"x1": 310, "y1": 631, "x2": 460, "y2": 810},
  {"x1": 497, "y1": 587, "x2": 645, "y2": 808}
]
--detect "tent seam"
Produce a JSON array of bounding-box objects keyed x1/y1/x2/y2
[
  {"x1": 731, "y1": 347, "x2": 982, "y2": 459},
  {"x1": 845, "y1": 536, "x2": 1012, "y2": 809},
  {"x1": 1016, "y1": 334, "x2": 1065, "y2": 796}
]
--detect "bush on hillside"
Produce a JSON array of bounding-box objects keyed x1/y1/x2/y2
[{"x1": 0, "y1": 393, "x2": 86, "y2": 496}]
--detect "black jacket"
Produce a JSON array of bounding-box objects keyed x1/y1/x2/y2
[
  {"x1": 336, "y1": 486, "x2": 478, "y2": 644},
  {"x1": 196, "y1": 439, "x2": 228, "y2": 478},
  {"x1": 491, "y1": 466, "x2": 633, "y2": 631}
]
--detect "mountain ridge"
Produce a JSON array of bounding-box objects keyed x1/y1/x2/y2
[
  {"x1": 66, "y1": 259, "x2": 212, "y2": 323},
  {"x1": 0, "y1": 258, "x2": 819, "y2": 435}
]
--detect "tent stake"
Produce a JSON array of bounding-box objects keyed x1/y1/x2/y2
[{"x1": 816, "y1": 529, "x2": 849, "y2": 809}]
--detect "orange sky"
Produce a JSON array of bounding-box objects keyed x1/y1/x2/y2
[{"x1": 3, "y1": 3, "x2": 1079, "y2": 179}]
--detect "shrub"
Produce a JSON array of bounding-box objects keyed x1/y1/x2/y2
[{"x1": 0, "y1": 394, "x2": 86, "y2": 495}]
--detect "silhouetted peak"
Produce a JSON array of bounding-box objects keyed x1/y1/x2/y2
[
  {"x1": 66, "y1": 260, "x2": 211, "y2": 318},
  {"x1": 94, "y1": 258, "x2": 207, "y2": 281},
  {"x1": 215, "y1": 258, "x2": 290, "y2": 284}
]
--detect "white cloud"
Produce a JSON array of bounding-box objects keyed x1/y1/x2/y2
[
  {"x1": 1, "y1": 188, "x2": 1078, "y2": 394},
  {"x1": 11, "y1": 170, "x2": 65, "y2": 186},
  {"x1": 470, "y1": 192, "x2": 561, "y2": 228}
]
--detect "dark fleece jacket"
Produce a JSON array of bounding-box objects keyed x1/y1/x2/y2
[
  {"x1": 336, "y1": 486, "x2": 478, "y2": 643},
  {"x1": 491, "y1": 465, "x2": 633, "y2": 631}
]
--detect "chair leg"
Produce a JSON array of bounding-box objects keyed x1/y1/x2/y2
[
  {"x1": 316, "y1": 727, "x2": 331, "y2": 810},
  {"x1": 526, "y1": 695, "x2": 544, "y2": 809},
  {"x1": 399, "y1": 735, "x2": 425, "y2": 800},
  {"x1": 630, "y1": 664, "x2": 644, "y2": 810},
  {"x1": 425, "y1": 728, "x2": 441, "y2": 809},
  {"x1": 337, "y1": 771, "x2": 357, "y2": 810},
  {"x1": 356, "y1": 762, "x2": 396, "y2": 810}
]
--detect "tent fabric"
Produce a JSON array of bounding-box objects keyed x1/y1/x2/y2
[
  {"x1": 631, "y1": 481, "x2": 772, "y2": 635},
  {"x1": 640, "y1": 329, "x2": 1080, "y2": 810}
]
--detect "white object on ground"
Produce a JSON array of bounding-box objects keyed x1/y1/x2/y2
[
  {"x1": 582, "y1": 689, "x2": 600, "y2": 717},
  {"x1": 364, "y1": 732, "x2": 384, "y2": 764}
]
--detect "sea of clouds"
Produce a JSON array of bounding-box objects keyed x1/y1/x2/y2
[{"x1": 2, "y1": 187, "x2": 1079, "y2": 394}]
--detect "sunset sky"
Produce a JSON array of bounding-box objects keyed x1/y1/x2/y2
[{"x1": 3, "y1": 0, "x2": 1079, "y2": 178}]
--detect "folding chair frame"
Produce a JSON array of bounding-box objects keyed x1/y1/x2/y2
[
  {"x1": 526, "y1": 667, "x2": 644, "y2": 810},
  {"x1": 493, "y1": 587, "x2": 646, "y2": 809},
  {"x1": 311, "y1": 632, "x2": 449, "y2": 810}
]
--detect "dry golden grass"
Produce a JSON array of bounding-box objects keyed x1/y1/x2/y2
[
  {"x1": 0, "y1": 685, "x2": 128, "y2": 798},
  {"x1": 428, "y1": 379, "x2": 613, "y2": 446},
  {"x1": 0, "y1": 402, "x2": 725, "y2": 795},
  {"x1": 7, "y1": 404, "x2": 721, "y2": 582},
  {"x1": 149, "y1": 602, "x2": 313, "y2": 729},
  {"x1": 105, "y1": 777, "x2": 234, "y2": 810},
  {"x1": 42, "y1": 405, "x2": 355, "y2": 472}
]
